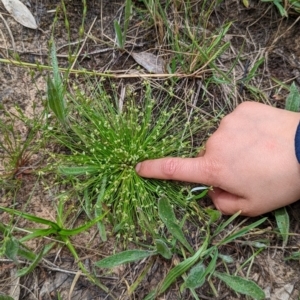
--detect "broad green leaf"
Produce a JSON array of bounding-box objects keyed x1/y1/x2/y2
[
  {"x1": 95, "y1": 250, "x2": 155, "y2": 268},
  {"x1": 5, "y1": 237, "x2": 19, "y2": 262},
  {"x1": 215, "y1": 272, "x2": 265, "y2": 300},
  {"x1": 17, "y1": 245, "x2": 36, "y2": 261},
  {"x1": 155, "y1": 239, "x2": 172, "y2": 259},
  {"x1": 274, "y1": 207, "x2": 290, "y2": 246},
  {"x1": 185, "y1": 263, "x2": 206, "y2": 289},
  {"x1": 17, "y1": 243, "x2": 55, "y2": 277},
  {"x1": 158, "y1": 197, "x2": 194, "y2": 254},
  {"x1": 285, "y1": 82, "x2": 300, "y2": 112},
  {"x1": 59, "y1": 165, "x2": 99, "y2": 176}
]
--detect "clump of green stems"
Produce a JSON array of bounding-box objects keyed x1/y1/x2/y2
[{"x1": 47, "y1": 77, "x2": 202, "y2": 239}]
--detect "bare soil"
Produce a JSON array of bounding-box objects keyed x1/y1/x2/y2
[{"x1": 1, "y1": 0, "x2": 300, "y2": 299}]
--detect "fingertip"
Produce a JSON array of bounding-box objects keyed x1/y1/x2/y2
[{"x1": 135, "y1": 162, "x2": 141, "y2": 173}]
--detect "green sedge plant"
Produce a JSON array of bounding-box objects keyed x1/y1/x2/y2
[
  {"x1": 0, "y1": 198, "x2": 110, "y2": 293},
  {"x1": 46, "y1": 43, "x2": 206, "y2": 239}
]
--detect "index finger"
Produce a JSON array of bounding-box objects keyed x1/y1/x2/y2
[{"x1": 135, "y1": 157, "x2": 219, "y2": 186}]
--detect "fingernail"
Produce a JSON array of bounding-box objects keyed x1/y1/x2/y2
[{"x1": 135, "y1": 162, "x2": 141, "y2": 173}]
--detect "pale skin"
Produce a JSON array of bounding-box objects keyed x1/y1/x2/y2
[{"x1": 135, "y1": 101, "x2": 300, "y2": 216}]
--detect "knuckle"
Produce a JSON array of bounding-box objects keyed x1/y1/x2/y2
[
  {"x1": 200, "y1": 158, "x2": 220, "y2": 184},
  {"x1": 161, "y1": 158, "x2": 179, "y2": 178}
]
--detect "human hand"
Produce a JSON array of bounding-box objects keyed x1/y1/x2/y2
[{"x1": 135, "y1": 102, "x2": 300, "y2": 216}]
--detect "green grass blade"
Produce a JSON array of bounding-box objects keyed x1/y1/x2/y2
[
  {"x1": 114, "y1": 20, "x2": 123, "y2": 48},
  {"x1": 218, "y1": 217, "x2": 267, "y2": 246},
  {"x1": 0, "y1": 206, "x2": 59, "y2": 229},
  {"x1": 20, "y1": 228, "x2": 58, "y2": 242},
  {"x1": 158, "y1": 197, "x2": 194, "y2": 254},
  {"x1": 95, "y1": 250, "x2": 155, "y2": 268},
  {"x1": 274, "y1": 207, "x2": 290, "y2": 247},
  {"x1": 123, "y1": 0, "x2": 132, "y2": 42},
  {"x1": 17, "y1": 243, "x2": 55, "y2": 277},
  {"x1": 285, "y1": 82, "x2": 300, "y2": 112},
  {"x1": 213, "y1": 211, "x2": 241, "y2": 237},
  {"x1": 95, "y1": 177, "x2": 107, "y2": 242},
  {"x1": 58, "y1": 213, "x2": 105, "y2": 236},
  {"x1": 214, "y1": 272, "x2": 265, "y2": 300},
  {"x1": 59, "y1": 165, "x2": 100, "y2": 176}
]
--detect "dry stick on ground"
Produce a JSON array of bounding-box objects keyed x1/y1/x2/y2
[{"x1": 69, "y1": 16, "x2": 97, "y2": 71}]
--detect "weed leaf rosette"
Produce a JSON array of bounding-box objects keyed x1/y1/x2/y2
[{"x1": 49, "y1": 79, "x2": 201, "y2": 239}]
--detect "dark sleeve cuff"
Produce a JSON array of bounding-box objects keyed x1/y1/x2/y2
[{"x1": 295, "y1": 122, "x2": 300, "y2": 163}]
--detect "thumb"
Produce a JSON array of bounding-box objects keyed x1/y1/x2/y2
[
  {"x1": 209, "y1": 188, "x2": 260, "y2": 217},
  {"x1": 135, "y1": 157, "x2": 219, "y2": 186}
]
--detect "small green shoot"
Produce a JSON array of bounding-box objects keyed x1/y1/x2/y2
[
  {"x1": 47, "y1": 43, "x2": 67, "y2": 124},
  {"x1": 274, "y1": 207, "x2": 290, "y2": 247},
  {"x1": 114, "y1": 0, "x2": 132, "y2": 48},
  {"x1": 285, "y1": 81, "x2": 300, "y2": 112},
  {"x1": 158, "y1": 196, "x2": 194, "y2": 254},
  {"x1": 261, "y1": 0, "x2": 288, "y2": 17}
]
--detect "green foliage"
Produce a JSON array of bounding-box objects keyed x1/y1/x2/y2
[
  {"x1": 290, "y1": 0, "x2": 300, "y2": 13},
  {"x1": 48, "y1": 79, "x2": 201, "y2": 239},
  {"x1": 94, "y1": 200, "x2": 268, "y2": 299},
  {"x1": 274, "y1": 207, "x2": 290, "y2": 247},
  {"x1": 114, "y1": 0, "x2": 132, "y2": 48},
  {"x1": 261, "y1": 0, "x2": 288, "y2": 17},
  {"x1": 95, "y1": 249, "x2": 155, "y2": 268},
  {"x1": 214, "y1": 272, "x2": 265, "y2": 299},
  {"x1": 261, "y1": 0, "x2": 300, "y2": 16},
  {"x1": 285, "y1": 82, "x2": 300, "y2": 112},
  {"x1": 47, "y1": 43, "x2": 67, "y2": 124},
  {"x1": 0, "y1": 206, "x2": 105, "y2": 242},
  {"x1": 184, "y1": 263, "x2": 206, "y2": 289},
  {"x1": 158, "y1": 196, "x2": 194, "y2": 253}
]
